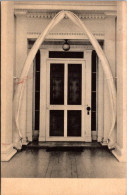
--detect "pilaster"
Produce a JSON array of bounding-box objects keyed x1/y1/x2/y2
[
  {"x1": 112, "y1": 1, "x2": 127, "y2": 162},
  {"x1": 15, "y1": 12, "x2": 28, "y2": 145},
  {"x1": 103, "y1": 15, "x2": 116, "y2": 143},
  {"x1": 39, "y1": 49, "x2": 48, "y2": 142},
  {"x1": 1, "y1": 2, "x2": 17, "y2": 161}
]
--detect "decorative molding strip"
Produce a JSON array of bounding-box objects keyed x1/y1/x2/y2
[
  {"x1": 38, "y1": 45, "x2": 94, "y2": 50},
  {"x1": 14, "y1": 9, "x2": 107, "y2": 19},
  {"x1": 48, "y1": 32, "x2": 104, "y2": 36},
  {"x1": 27, "y1": 32, "x2": 104, "y2": 35},
  {"x1": 27, "y1": 32, "x2": 104, "y2": 39},
  {"x1": 26, "y1": 13, "x2": 106, "y2": 19},
  {"x1": 28, "y1": 40, "x2": 95, "y2": 49}
]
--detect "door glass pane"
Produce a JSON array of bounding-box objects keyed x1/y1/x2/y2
[
  {"x1": 50, "y1": 64, "x2": 64, "y2": 105},
  {"x1": 49, "y1": 51, "x2": 84, "y2": 58},
  {"x1": 50, "y1": 110, "x2": 64, "y2": 136},
  {"x1": 67, "y1": 110, "x2": 81, "y2": 136},
  {"x1": 68, "y1": 64, "x2": 82, "y2": 105},
  {"x1": 91, "y1": 50, "x2": 97, "y2": 132},
  {"x1": 92, "y1": 92, "x2": 96, "y2": 111}
]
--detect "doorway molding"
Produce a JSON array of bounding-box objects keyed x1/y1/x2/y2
[{"x1": 13, "y1": 10, "x2": 116, "y2": 150}]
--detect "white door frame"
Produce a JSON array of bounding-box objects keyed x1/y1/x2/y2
[
  {"x1": 39, "y1": 48, "x2": 92, "y2": 142},
  {"x1": 46, "y1": 59, "x2": 86, "y2": 141}
]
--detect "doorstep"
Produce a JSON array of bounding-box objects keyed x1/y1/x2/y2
[{"x1": 22, "y1": 141, "x2": 107, "y2": 151}]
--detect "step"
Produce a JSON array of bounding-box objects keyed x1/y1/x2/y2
[{"x1": 22, "y1": 141, "x2": 107, "y2": 151}]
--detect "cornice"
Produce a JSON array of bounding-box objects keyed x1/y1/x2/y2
[
  {"x1": 14, "y1": 2, "x2": 117, "y2": 12},
  {"x1": 14, "y1": 8, "x2": 117, "y2": 19},
  {"x1": 14, "y1": 10, "x2": 108, "y2": 19}
]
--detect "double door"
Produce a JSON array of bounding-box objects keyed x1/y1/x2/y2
[{"x1": 45, "y1": 60, "x2": 91, "y2": 141}]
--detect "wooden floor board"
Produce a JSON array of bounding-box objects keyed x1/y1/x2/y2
[{"x1": 1, "y1": 148, "x2": 126, "y2": 178}]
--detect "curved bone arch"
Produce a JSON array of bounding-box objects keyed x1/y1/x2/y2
[{"x1": 13, "y1": 11, "x2": 116, "y2": 148}]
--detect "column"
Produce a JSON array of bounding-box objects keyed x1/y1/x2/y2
[
  {"x1": 1, "y1": 2, "x2": 17, "y2": 161},
  {"x1": 112, "y1": 2, "x2": 126, "y2": 162},
  {"x1": 103, "y1": 15, "x2": 116, "y2": 145},
  {"x1": 15, "y1": 11, "x2": 28, "y2": 145},
  {"x1": 39, "y1": 49, "x2": 48, "y2": 141}
]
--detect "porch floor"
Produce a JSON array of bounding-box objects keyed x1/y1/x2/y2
[{"x1": 1, "y1": 146, "x2": 126, "y2": 178}]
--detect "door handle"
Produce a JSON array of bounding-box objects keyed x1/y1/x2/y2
[{"x1": 86, "y1": 105, "x2": 91, "y2": 115}]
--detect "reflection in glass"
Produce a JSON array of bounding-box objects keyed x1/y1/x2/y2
[
  {"x1": 67, "y1": 110, "x2": 81, "y2": 136},
  {"x1": 50, "y1": 110, "x2": 64, "y2": 136},
  {"x1": 50, "y1": 64, "x2": 64, "y2": 105},
  {"x1": 68, "y1": 64, "x2": 82, "y2": 105}
]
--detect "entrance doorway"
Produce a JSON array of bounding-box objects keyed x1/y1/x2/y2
[
  {"x1": 37, "y1": 49, "x2": 95, "y2": 142},
  {"x1": 46, "y1": 60, "x2": 88, "y2": 141}
]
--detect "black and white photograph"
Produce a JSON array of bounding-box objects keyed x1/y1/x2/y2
[{"x1": 1, "y1": 0, "x2": 127, "y2": 194}]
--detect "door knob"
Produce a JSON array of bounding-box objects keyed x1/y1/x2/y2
[{"x1": 86, "y1": 106, "x2": 91, "y2": 115}]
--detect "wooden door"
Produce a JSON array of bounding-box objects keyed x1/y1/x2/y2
[{"x1": 45, "y1": 59, "x2": 91, "y2": 141}]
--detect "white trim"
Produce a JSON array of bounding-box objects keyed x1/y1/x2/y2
[
  {"x1": 85, "y1": 50, "x2": 92, "y2": 141},
  {"x1": 39, "y1": 49, "x2": 48, "y2": 142}
]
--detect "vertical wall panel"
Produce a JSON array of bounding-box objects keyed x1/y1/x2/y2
[{"x1": 104, "y1": 17, "x2": 116, "y2": 143}]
